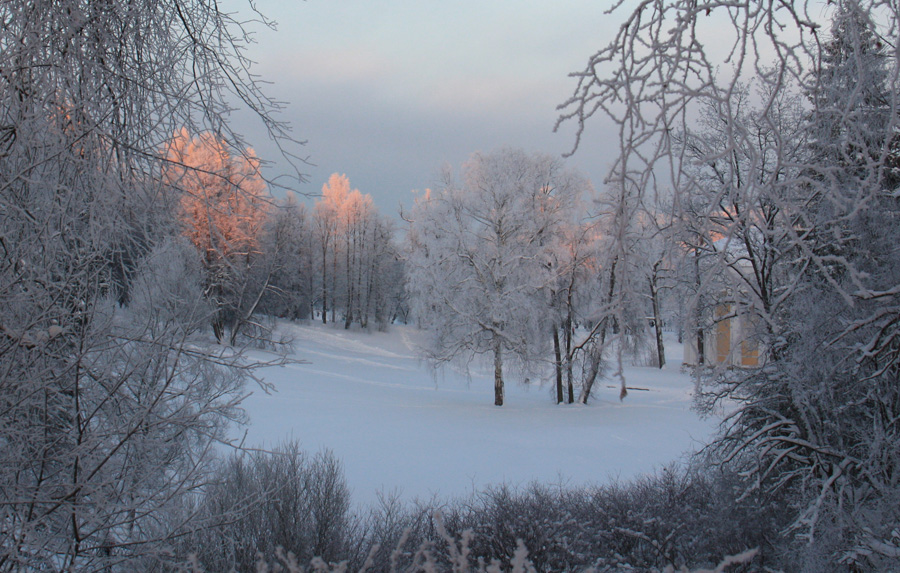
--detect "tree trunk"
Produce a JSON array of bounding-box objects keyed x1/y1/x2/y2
[
  {"x1": 212, "y1": 313, "x2": 224, "y2": 343},
  {"x1": 649, "y1": 260, "x2": 665, "y2": 369},
  {"x1": 308, "y1": 258, "x2": 316, "y2": 321},
  {"x1": 565, "y1": 303, "x2": 574, "y2": 404},
  {"x1": 363, "y1": 246, "x2": 375, "y2": 329},
  {"x1": 606, "y1": 255, "x2": 619, "y2": 335},
  {"x1": 330, "y1": 244, "x2": 337, "y2": 324},
  {"x1": 694, "y1": 248, "x2": 704, "y2": 364},
  {"x1": 493, "y1": 337, "x2": 504, "y2": 406},
  {"x1": 578, "y1": 338, "x2": 603, "y2": 404},
  {"x1": 697, "y1": 328, "x2": 705, "y2": 364},
  {"x1": 553, "y1": 326, "x2": 563, "y2": 404},
  {"x1": 578, "y1": 258, "x2": 617, "y2": 403},
  {"x1": 229, "y1": 271, "x2": 272, "y2": 346},
  {"x1": 344, "y1": 230, "x2": 353, "y2": 329},
  {"x1": 321, "y1": 241, "x2": 328, "y2": 324}
]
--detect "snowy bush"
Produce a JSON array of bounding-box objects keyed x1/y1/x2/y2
[
  {"x1": 177, "y1": 442, "x2": 364, "y2": 571},
  {"x1": 175, "y1": 456, "x2": 778, "y2": 571}
]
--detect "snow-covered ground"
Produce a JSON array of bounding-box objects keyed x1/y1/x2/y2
[{"x1": 236, "y1": 322, "x2": 718, "y2": 506}]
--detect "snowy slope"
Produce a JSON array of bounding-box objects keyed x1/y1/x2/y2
[{"x1": 237, "y1": 322, "x2": 718, "y2": 506}]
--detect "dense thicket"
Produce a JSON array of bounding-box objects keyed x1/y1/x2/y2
[
  {"x1": 558, "y1": 0, "x2": 900, "y2": 566},
  {"x1": 179, "y1": 443, "x2": 366, "y2": 571},
  {"x1": 178, "y1": 446, "x2": 775, "y2": 572},
  {"x1": 0, "y1": 0, "x2": 297, "y2": 569}
]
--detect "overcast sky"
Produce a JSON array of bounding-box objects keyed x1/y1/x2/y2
[{"x1": 234, "y1": 1, "x2": 621, "y2": 216}]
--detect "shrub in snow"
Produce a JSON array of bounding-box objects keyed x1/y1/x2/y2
[
  {"x1": 176, "y1": 455, "x2": 779, "y2": 571},
  {"x1": 178, "y1": 442, "x2": 364, "y2": 572}
]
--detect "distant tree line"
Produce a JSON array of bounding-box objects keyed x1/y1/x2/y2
[
  {"x1": 309, "y1": 174, "x2": 405, "y2": 330},
  {"x1": 166, "y1": 130, "x2": 405, "y2": 342},
  {"x1": 249, "y1": 174, "x2": 405, "y2": 334}
]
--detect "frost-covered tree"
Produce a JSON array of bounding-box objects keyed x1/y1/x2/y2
[
  {"x1": 575, "y1": 183, "x2": 666, "y2": 403},
  {"x1": 337, "y1": 183, "x2": 376, "y2": 329},
  {"x1": 545, "y1": 221, "x2": 595, "y2": 404},
  {"x1": 312, "y1": 173, "x2": 402, "y2": 330},
  {"x1": 314, "y1": 174, "x2": 346, "y2": 324},
  {"x1": 559, "y1": 0, "x2": 900, "y2": 565},
  {"x1": 165, "y1": 129, "x2": 272, "y2": 345},
  {"x1": 674, "y1": 84, "x2": 809, "y2": 361},
  {"x1": 0, "y1": 0, "x2": 295, "y2": 568},
  {"x1": 367, "y1": 216, "x2": 406, "y2": 330},
  {"x1": 406, "y1": 148, "x2": 587, "y2": 406},
  {"x1": 260, "y1": 193, "x2": 317, "y2": 320}
]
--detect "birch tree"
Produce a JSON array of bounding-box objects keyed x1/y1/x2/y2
[
  {"x1": 313, "y1": 173, "x2": 401, "y2": 330},
  {"x1": 260, "y1": 193, "x2": 317, "y2": 320},
  {"x1": 314, "y1": 174, "x2": 347, "y2": 324},
  {"x1": 406, "y1": 148, "x2": 587, "y2": 406},
  {"x1": 165, "y1": 129, "x2": 272, "y2": 345}
]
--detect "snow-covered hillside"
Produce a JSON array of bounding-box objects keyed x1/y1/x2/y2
[{"x1": 237, "y1": 322, "x2": 717, "y2": 506}]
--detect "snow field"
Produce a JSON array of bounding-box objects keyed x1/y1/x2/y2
[{"x1": 237, "y1": 321, "x2": 718, "y2": 506}]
